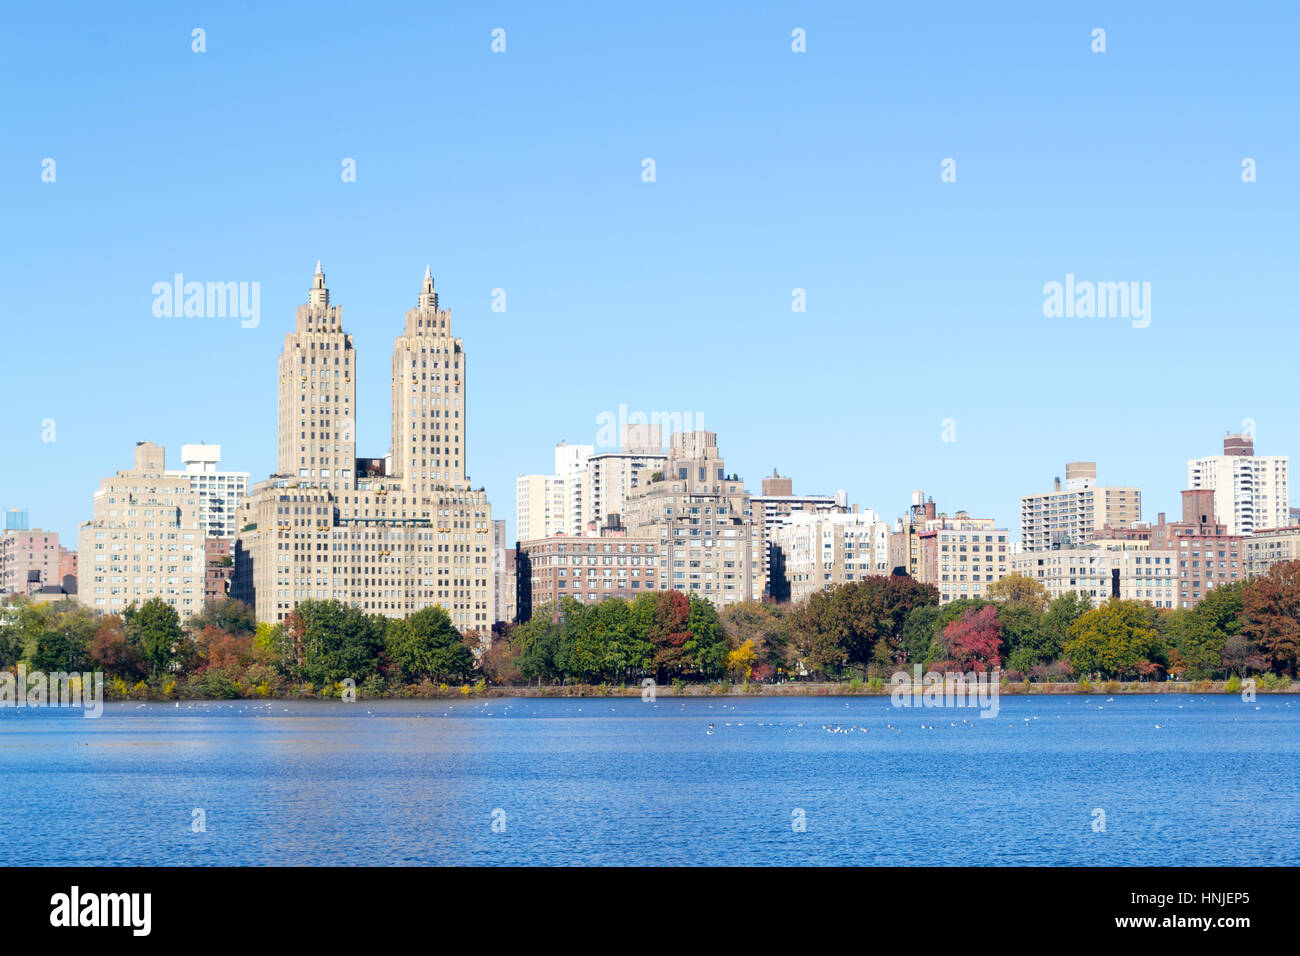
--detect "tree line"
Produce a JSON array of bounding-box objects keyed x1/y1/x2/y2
[{"x1": 2, "y1": 560, "x2": 1298, "y2": 696}]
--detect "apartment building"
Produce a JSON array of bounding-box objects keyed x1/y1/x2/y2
[
  {"x1": 916, "y1": 513, "x2": 1012, "y2": 604},
  {"x1": 0, "y1": 528, "x2": 61, "y2": 596},
  {"x1": 1013, "y1": 544, "x2": 1178, "y2": 608},
  {"x1": 77, "y1": 441, "x2": 205, "y2": 620},
  {"x1": 515, "y1": 530, "x2": 661, "y2": 621},
  {"x1": 166, "y1": 444, "x2": 249, "y2": 540},
  {"x1": 1188, "y1": 432, "x2": 1290, "y2": 536},
  {"x1": 580, "y1": 424, "x2": 667, "y2": 531},
  {"x1": 1243, "y1": 526, "x2": 1300, "y2": 577},
  {"x1": 232, "y1": 265, "x2": 495, "y2": 630},
  {"x1": 749, "y1": 469, "x2": 847, "y2": 597},
  {"x1": 621, "y1": 430, "x2": 754, "y2": 609},
  {"x1": 1020, "y1": 462, "x2": 1141, "y2": 551},
  {"x1": 769, "y1": 510, "x2": 890, "y2": 603},
  {"x1": 1147, "y1": 489, "x2": 1242, "y2": 609}
]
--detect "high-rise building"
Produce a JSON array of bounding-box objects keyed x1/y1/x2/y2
[
  {"x1": 515, "y1": 440, "x2": 594, "y2": 542},
  {"x1": 914, "y1": 509, "x2": 1012, "y2": 604},
  {"x1": 166, "y1": 444, "x2": 249, "y2": 540},
  {"x1": 1, "y1": 528, "x2": 60, "y2": 596},
  {"x1": 232, "y1": 265, "x2": 495, "y2": 630},
  {"x1": 770, "y1": 510, "x2": 890, "y2": 603},
  {"x1": 1147, "y1": 489, "x2": 1242, "y2": 609},
  {"x1": 1020, "y1": 462, "x2": 1141, "y2": 551},
  {"x1": 621, "y1": 430, "x2": 754, "y2": 608},
  {"x1": 4, "y1": 509, "x2": 29, "y2": 531},
  {"x1": 1188, "y1": 432, "x2": 1290, "y2": 536},
  {"x1": 491, "y1": 519, "x2": 517, "y2": 625},
  {"x1": 77, "y1": 442, "x2": 205, "y2": 619},
  {"x1": 749, "y1": 469, "x2": 848, "y2": 597},
  {"x1": 580, "y1": 424, "x2": 667, "y2": 531}
]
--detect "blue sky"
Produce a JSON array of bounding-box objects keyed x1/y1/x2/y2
[{"x1": 2, "y1": 1, "x2": 1296, "y2": 545}]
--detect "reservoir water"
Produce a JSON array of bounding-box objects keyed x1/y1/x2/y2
[{"x1": 1, "y1": 694, "x2": 1295, "y2": 866}]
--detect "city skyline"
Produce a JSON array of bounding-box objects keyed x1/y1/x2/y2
[{"x1": 4, "y1": 2, "x2": 1297, "y2": 550}]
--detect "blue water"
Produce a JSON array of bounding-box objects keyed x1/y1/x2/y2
[{"x1": 1, "y1": 694, "x2": 1296, "y2": 865}]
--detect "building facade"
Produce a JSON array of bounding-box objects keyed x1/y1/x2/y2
[
  {"x1": 916, "y1": 517, "x2": 1012, "y2": 604},
  {"x1": 1146, "y1": 489, "x2": 1242, "y2": 609},
  {"x1": 0, "y1": 528, "x2": 61, "y2": 596},
  {"x1": 77, "y1": 441, "x2": 205, "y2": 620},
  {"x1": 749, "y1": 469, "x2": 848, "y2": 598},
  {"x1": 1188, "y1": 433, "x2": 1290, "y2": 536},
  {"x1": 515, "y1": 531, "x2": 661, "y2": 621},
  {"x1": 166, "y1": 444, "x2": 249, "y2": 540},
  {"x1": 1013, "y1": 544, "x2": 1178, "y2": 608},
  {"x1": 769, "y1": 510, "x2": 890, "y2": 603},
  {"x1": 1020, "y1": 462, "x2": 1141, "y2": 551},
  {"x1": 232, "y1": 265, "x2": 495, "y2": 630},
  {"x1": 580, "y1": 425, "x2": 667, "y2": 532},
  {"x1": 1242, "y1": 526, "x2": 1300, "y2": 577},
  {"x1": 621, "y1": 430, "x2": 754, "y2": 609}
]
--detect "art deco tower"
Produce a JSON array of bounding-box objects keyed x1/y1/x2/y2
[
  {"x1": 277, "y1": 262, "x2": 357, "y2": 490},
  {"x1": 390, "y1": 267, "x2": 468, "y2": 492}
]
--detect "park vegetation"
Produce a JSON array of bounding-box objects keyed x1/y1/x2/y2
[{"x1": 3, "y1": 561, "x2": 1299, "y2": 699}]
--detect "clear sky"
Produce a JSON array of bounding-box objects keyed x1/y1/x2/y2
[{"x1": 2, "y1": 1, "x2": 1296, "y2": 546}]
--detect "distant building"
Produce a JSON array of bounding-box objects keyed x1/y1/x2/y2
[
  {"x1": 1, "y1": 528, "x2": 60, "y2": 596},
  {"x1": 492, "y1": 519, "x2": 517, "y2": 625},
  {"x1": 204, "y1": 538, "x2": 233, "y2": 607},
  {"x1": 1013, "y1": 544, "x2": 1177, "y2": 608},
  {"x1": 770, "y1": 510, "x2": 890, "y2": 603},
  {"x1": 1147, "y1": 489, "x2": 1242, "y2": 608},
  {"x1": 1020, "y1": 462, "x2": 1141, "y2": 551},
  {"x1": 915, "y1": 511, "x2": 1012, "y2": 604},
  {"x1": 516, "y1": 530, "x2": 661, "y2": 621},
  {"x1": 1188, "y1": 432, "x2": 1289, "y2": 536},
  {"x1": 749, "y1": 469, "x2": 848, "y2": 597},
  {"x1": 580, "y1": 425, "x2": 667, "y2": 532},
  {"x1": 622, "y1": 430, "x2": 755, "y2": 609},
  {"x1": 4, "y1": 508, "x2": 29, "y2": 531},
  {"x1": 167, "y1": 444, "x2": 249, "y2": 540},
  {"x1": 77, "y1": 441, "x2": 205, "y2": 620},
  {"x1": 1243, "y1": 526, "x2": 1300, "y2": 577}
]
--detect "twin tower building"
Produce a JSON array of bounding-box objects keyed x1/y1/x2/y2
[{"x1": 231, "y1": 264, "x2": 495, "y2": 631}]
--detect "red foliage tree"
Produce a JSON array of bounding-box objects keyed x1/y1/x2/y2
[{"x1": 937, "y1": 604, "x2": 1002, "y2": 673}]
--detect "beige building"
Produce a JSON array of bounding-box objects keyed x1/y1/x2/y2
[
  {"x1": 1, "y1": 528, "x2": 61, "y2": 596},
  {"x1": 77, "y1": 441, "x2": 205, "y2": 620},
  {"x1": 1013, "y1": 545, "x2": 1178, "y2": 608},
  {"x1": 580, "y1": 425, "x2": 666, "y2": 530},
  {"x1": 1188, "y1": 433, "x2": 1290, "y2": 536},
  {"x1": 917, "y1": 519, "x2": 1012, "y2": 604},
  {"x1": 749, "y1": 470, "x2": 847, "y2": 597},
  {"x1": 233, "y1": 265, "x2": 494, "y2": 630},
  {"x1": 1020, "y1": 462, "x2": 1141, "y2": 551},
  {"x1": 1243, "y1": 526, "x2": 1300, "y2": 577},
  {"x1": 770, "y1": 510, "x2": 890, "y2": 603},
  {"x1": 514, "y1": 441, "x2": 593, "y2": 543},
  {"x1": 621, "y1": 430, "x2": 754, "y2": 608}
]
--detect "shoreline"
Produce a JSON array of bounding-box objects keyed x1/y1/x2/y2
[{"x1": 94, "y1": 677, "x2": 1296, "y2": 703}]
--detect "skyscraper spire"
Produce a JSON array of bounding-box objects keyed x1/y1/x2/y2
[
  {"x1": 309, "y1": 261, "x2": 329, "y2": 307},
  {"x1": 418, "y1": 266, "x2": 438, "y2": 310}
]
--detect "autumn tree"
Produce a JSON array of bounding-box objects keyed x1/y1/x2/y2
[
  {"x1": 1241, "y1": 560, "x2": 1300, "y2": 674},
  {"x1": 936, "y1": 604, "x2": 1002, "y2": 672},
  {"x1": 987, "y1": 573, "x2": 1050, "y2": 613},
  {"x1": 1063, "y1": 599, "x2": 1166, "y2": 679}
]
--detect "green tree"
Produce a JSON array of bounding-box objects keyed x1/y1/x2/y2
[
  {"x1": 279, "y1": 600, "x2": 387, "y2": 686},
  {"x1": 31, "y1": 605, "x2": 98, "y2": 673},
  {"x1": 386, "y1": 605, "x2": 473, "y2": 683},
  {"x1": 124, "y1": 598, "x2": 185, "y2": 677}
]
